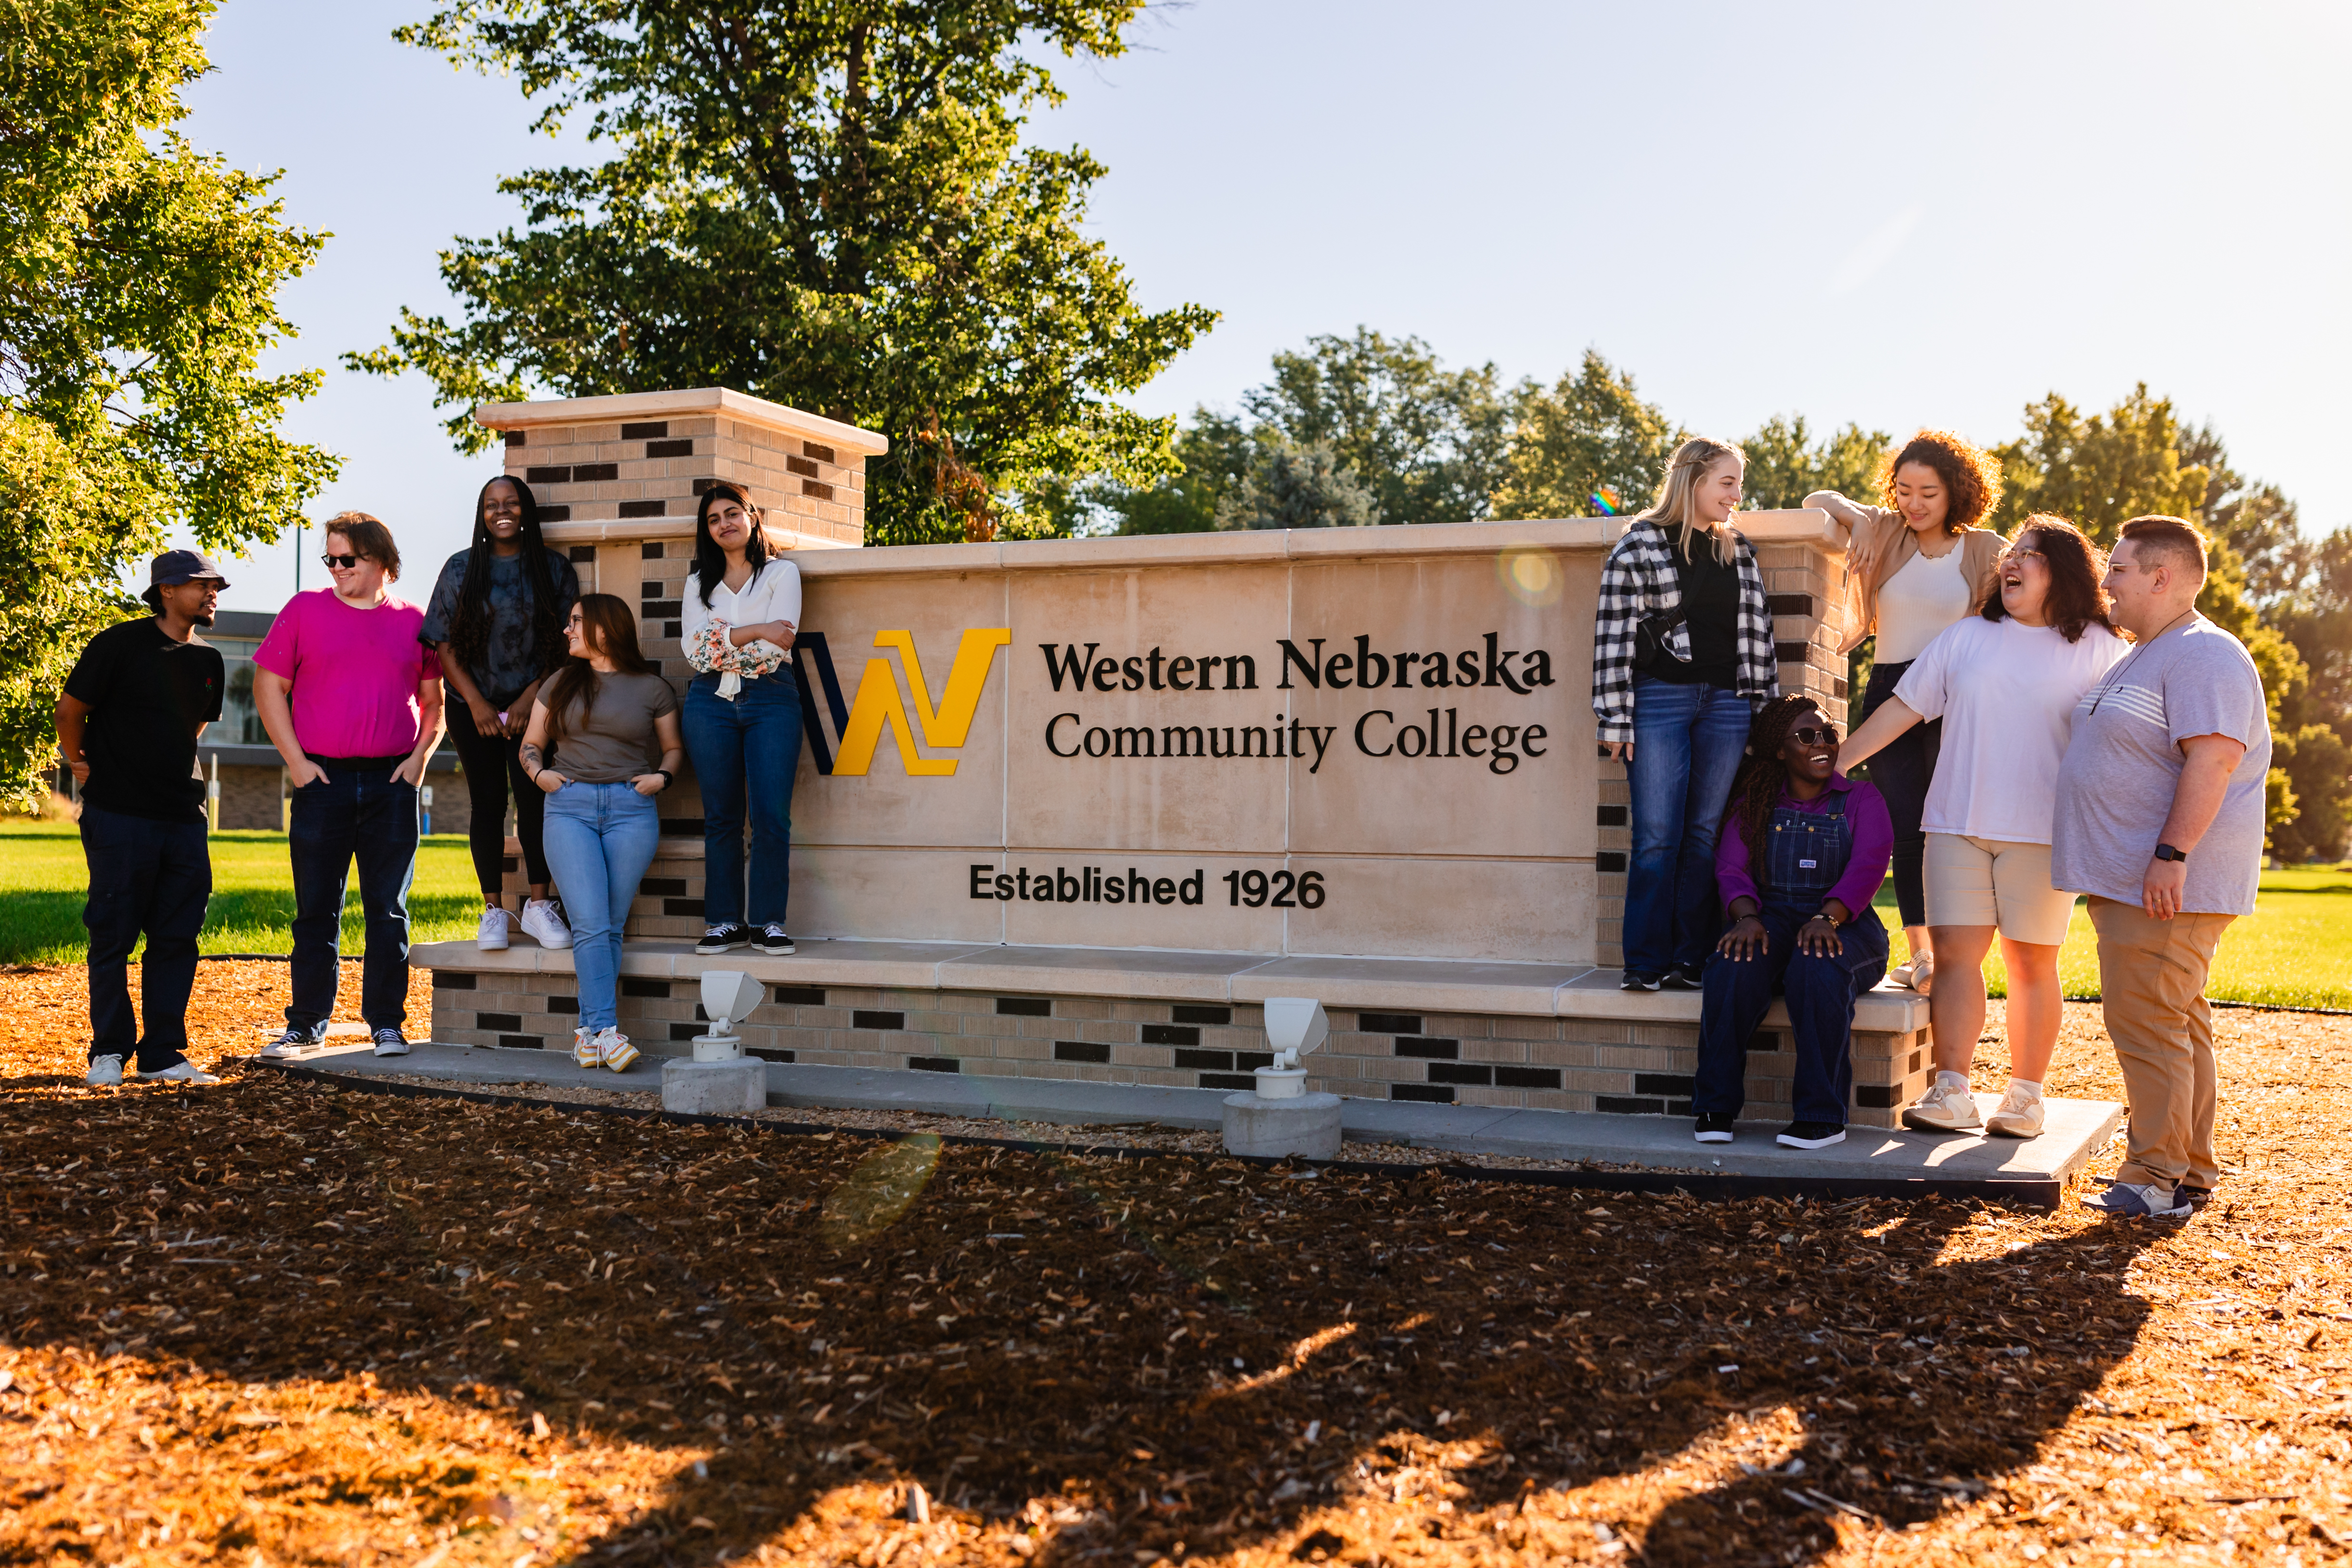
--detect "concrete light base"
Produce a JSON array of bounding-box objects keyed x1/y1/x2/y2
[
  {"x1": 661, "y1": 1057, "x2": 767, "y2": 1116},
  {"x1": 1223, "y1": 1089, "x2": 1343, "y2": 1161}
]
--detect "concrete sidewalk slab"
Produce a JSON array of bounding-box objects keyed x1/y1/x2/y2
[{"x1": 258, "y1": 1043, "x2": 2119, "y2": 1192}]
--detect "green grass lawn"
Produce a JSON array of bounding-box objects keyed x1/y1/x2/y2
[
  {"x1": 0, "y1": 819, "x2": 483, "y2": 965},
  {"x1": 1875, "y1": 863, "x2": 2352, "y2": 1010},
  {"x1": 2, "y1": 819, "x2": 2345, "y2": 1009}
]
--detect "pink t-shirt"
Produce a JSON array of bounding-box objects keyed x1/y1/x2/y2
[{"x1": 254, "y1": 588, "x2": 442, "y2": 758}]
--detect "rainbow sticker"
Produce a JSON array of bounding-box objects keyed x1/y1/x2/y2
[{"x1": 1590, "y1": 486, "x2": 1621, "y2": 515}]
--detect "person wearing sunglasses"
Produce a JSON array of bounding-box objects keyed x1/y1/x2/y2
[
  {"x1": 251, "y1": 513, "x2": 445, "y2": 1060},
  {"x1": 1836, "y1": 516, "x2": 2126, "y2": 1138},
  {"x1": 1804, "y1": 430, "x2": 2009, "y2": 999},
  {"x1": 1692, "y1": 696, "x2": 1892, "y2": 1149}
]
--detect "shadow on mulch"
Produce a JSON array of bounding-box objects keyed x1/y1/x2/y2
[{"x1": 0, "y1": 1064, "x2": 2169, "y2": 1567}]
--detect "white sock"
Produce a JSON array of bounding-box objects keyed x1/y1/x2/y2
[
  {"x1": 1936, "y1": 1069, "x2": 1970, "y2": 1093},
  {"x1": 2007, "y1": 1077, "x2": 2043, "y2": 1099}
]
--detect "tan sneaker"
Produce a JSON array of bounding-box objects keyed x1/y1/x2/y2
[
  {"x1": 1911, "y1": 951, "x2": 1935, "y2": 997},
  {"x1": 1887, "y1": 957, "x2": 1919, "y2": 990},
  {"x1": 1902, "y1": 1078, "x2": 1983, "y2": 1133},
  {"x1": 1985, "y1": 1082, "x2": 2045, "y2": 1138}
]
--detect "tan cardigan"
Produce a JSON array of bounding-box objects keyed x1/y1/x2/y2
[{"x1": 1835, "y1": 505, "x2": 2003, "y2": 656}]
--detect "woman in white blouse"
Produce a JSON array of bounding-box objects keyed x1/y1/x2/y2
[
  {"x1": 1805, "y1": 430, "x2": 2006, "y2": 996},
  {"x1": 678, "y1": 482, "x2": 803, "y2": 957}
]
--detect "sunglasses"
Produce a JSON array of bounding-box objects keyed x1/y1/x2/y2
[
  {"x1": 320, "y1": 553, "x2": 365, "y2": 569},
  {"x1": 1790, "y1": 725, "x2": 1839, "y2": 746}
]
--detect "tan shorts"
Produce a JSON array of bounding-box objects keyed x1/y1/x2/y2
[{"x1": 1924, "y1": 833, "x2": 2078, "y2": 946}]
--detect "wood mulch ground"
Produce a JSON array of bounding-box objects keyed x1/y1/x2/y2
[{"x1": 4, "y1": 960, "x2": 2350, "y2": 1568}]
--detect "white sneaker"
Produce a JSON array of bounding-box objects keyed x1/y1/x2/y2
[
  {"x1": 519, "y1": 899, "x2": 573, "y2": 950},
  {"x1": 371, "y1": 1027, "x2": 411, "y2": 1057},
  {"x1": 594, "y1": 1028, "x2": 639, "y2": 1073},
  {"x1": 1901, "y1": 1076, "x2": 1983, "y2": 1133},
  {"x1": 1986, "y1": 1082, "x2": 2045, "y2": 1138},
  {"x1": 86, "y1": 1054, "x2": 125, "y2": 1087},
  {"x1": 571, "y1": 1027, "x2": 601, "y2": 1069},
  {"x1": 137, "y1": 1061, "x2": 219, "y2": 1084},
  {"x1": 477, "y1": 905, "x2": 512, "y2": 951}
]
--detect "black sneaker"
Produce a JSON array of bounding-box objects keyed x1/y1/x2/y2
[
  {"x1": 1660, "y1": 963, "x2": 1706, "y2": 991},
  {"x1": 1693, "y1": 1113, "x2": 1735, "y2": 1144},
  {"x1": 1775, "y1": 1120, "x2": 1848, "y2": 1150},
  {"x1": 1620, "y1": 971, "x2": 1662, "y2": 993},
  {"x1": 757, "y1": 924, "x2": 796, "y2": 956},
  {"x1": 695, "y1": 923, "x2": 750, "y2": 955}
]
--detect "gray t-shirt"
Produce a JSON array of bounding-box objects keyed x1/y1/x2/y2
[
  {"x1": 2051, "y1": 617, "x2": 2271, "y2": 915},
  {"x1": 547, "y1": 671, "x2": 679, "y2": 784}
]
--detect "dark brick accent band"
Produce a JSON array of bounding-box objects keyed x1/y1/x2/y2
[
  {"x1": 567, "y1": 544, "x2": 594, "y2": 562},
  {"x1": 432, "y1": 972, "x2": 477, "y2": 990},
  {"x1": 1597, "y1": 852, "x2": 1628, "y2": 873},
  {"x1": 802, "y1": 479, "x2": 835, "y2": 502},
  {"x1": 648, "y1": 440, "x2": 693, "y2": 458},
  {"x1": 546, "y1": 996, "x2": 577, "y2": 1014},
  {"x1": 908, "y1": 1056, "x2": 961, "y2": 1074},
  {"x1": 641, "y1": 541, "x2": 665, "y2": 559},
  {"x1": 526, "y1": 466, "x2": 570, "y2": 484},
  {"x1": 475, "y1": 1011, "x2": 521, "y2": 1032},
  {"x1": 1392, "y1": 1083, "x2": 1454, "y2": 1103},
  {"x1": 1174, "y1": 1049, "x2": 1232, "y2": 1070},
  {"x1": 1495, "y1": 1066, "x2": 1563, "y2": 1089},
  {"x1": 639, "y1": 878, "x2": 686, "y2": 896},
  {"x1": 803, "y1": 441, "x2": 836, "y2": 464},
  {"x1": 1596, "y1": 1095, "x2": 1667, "y2": 1114},
  {"x1": 1140, "y1": 1024, "x2": 1198, "y2": 1047},
  {"x1": 995, "y1": 997, "x2": 1052, "y2": 1017},
  {"x1": 621, "y1": 979, "x2": 671, "y2": 998},
  {"x1": 620, "y1": 421, "x2": 668, "y2": 440},
  {"x1": 1053, "y1": 1040, "x2": 1111, "y2": 1064},
  {"x1": 1596, "y1": 804, "x2": 1627, "y2": 826},
  {"x1": 496, "y1": 1034, "x2": 541, "y2": 1051},
  {"x1": 1172, "y1": 1004, "x2": 1231, "y2": 1025},
  {"x1": 1200, "y1": 1073, "x2": 1255, "y2": 1090},
  {"x1": 573, "y1": 462, "x2": 618, "y2": 481},
  {"x1": 1766, "y1": 593, "x2": 1815, "y2": 617},
  {"x1": 786, "y1": 455, "x2": 819, "y2": 478},
  {"x1": 774, "y1": 985, "x2": 825, "y2": 1007},
  {"x1": 1429, "y1": 1062, "x2": 1491, "y2": 1086},
  {"x1": 1634, "y1": 1073, "x2": 1696, "y2": 1097},
  {"x1": 1395, "y1": 1037, "x2": 1458, "y2": 1060},
  {"x1": 1359, "y1": 1012, "x2": 1421, "y2": 1035},
  {"x1": 504, "y1": 430, "x2": 526, "y2": 447},
  {"x1": 853, "y1": 1010, "x2": 904, "y2": 1031},
  {"x1": 1855, "y1": 1084, "x2": 1899, "y2": 1109},
  {"x1": 619, "y1": 500, "x2": 667, "y2": 519},
  {"x1": 661, "y1": 898, "x2": 705, "y2": 917}
]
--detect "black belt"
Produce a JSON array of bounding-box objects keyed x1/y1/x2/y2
[{"x1": 305, "y1": 753, "x2": 411, "y2": 770}]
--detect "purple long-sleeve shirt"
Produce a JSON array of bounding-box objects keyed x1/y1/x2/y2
[{"x1": 1715, "y1": 774, "x2": 1892, "y2": 915}]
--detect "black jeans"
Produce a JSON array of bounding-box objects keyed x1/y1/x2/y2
[
  {"x1": 447, "y1": 706, "x2": 549, "y2": 899},
  {"x1": 1861, "y1": 660, "x2": 1941, "y2": 929},
  {"x1": 287, "y1": 755, "x2": 419, "y2": 1037},
  {"x1": 79, "y1": 804, "x2": 210, "y2": 1070}
]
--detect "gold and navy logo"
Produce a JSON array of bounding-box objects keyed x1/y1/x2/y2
[{"x1": 795, "y1": 629, "x2": 1010, "y2": 777}]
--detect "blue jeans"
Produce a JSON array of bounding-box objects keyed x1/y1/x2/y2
[
  {"x1": 79, "y1": 804, "x2": 210, "y2": 1070},
  {"x1": 287, "y1": 756, "x2": 418, "y2": 1036},
  {"x1": 1693, "y1": 903, "x2": 1889, "y2": 1125},
  {"x1": 542, "y1": 781, "x2": 661, "y2": 1031},
  {"x1": 681, "y1": 671, "x2": 801, "y2": 928},
  {"x1": 1623, "y1": 676, "x2": 1752, "y2": 975}
]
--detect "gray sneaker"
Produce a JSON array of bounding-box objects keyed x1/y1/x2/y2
[
  {"x1": 371, "y1": 1027, "x2": 411, "y2": 1058},
  {"x1": 86, "y1": 1054, "x2": 125, "y2": 1087}
]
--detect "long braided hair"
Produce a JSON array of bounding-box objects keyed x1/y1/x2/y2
[
  {"x1": 449, "y1": 475, "x2": 569, "y2": 686},
  {"x1": 1723, "y1": 694, "x2": 1825, "y2": 894}
]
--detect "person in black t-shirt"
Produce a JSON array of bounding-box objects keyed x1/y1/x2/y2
[{"x1": 56, "y1": 551, "x2": 231, "y2": 1087}]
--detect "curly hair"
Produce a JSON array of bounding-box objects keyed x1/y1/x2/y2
[
  {"x1": 1980, "y1": 514, "x2": 2119, "y2": 645},
  {"x1": 448, "y1": 475, "x2": 569, "y2": 687},
  {"x1": 1723, "y1": 694, "x2": 1827, "y2": 892},
  {"x1": 1878, "y1": 428, "x2": 2003, "y2": 534}
]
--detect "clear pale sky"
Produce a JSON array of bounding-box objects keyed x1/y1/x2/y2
[{"x1": 175, "y1": 0, "x2": 2352, "y2": 613}]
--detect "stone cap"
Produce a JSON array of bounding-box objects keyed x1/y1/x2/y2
[
  {"x1": 472, "y1": 386, "x2": 889, "y2": 458},
  {"x1": 788, "y1": 508, "x2": 1848, "y2": 580}
]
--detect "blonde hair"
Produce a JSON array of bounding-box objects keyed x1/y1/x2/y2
[{"x1": 1638, "y1": 437, "x2": 1742, "y2": 565}]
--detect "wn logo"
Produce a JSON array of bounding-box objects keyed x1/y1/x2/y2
[{"x1": 794, "y1": 629, "x2": 1011, "y2": 777}]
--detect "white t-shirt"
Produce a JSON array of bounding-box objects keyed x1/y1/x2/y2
[
  {"x1": 1893, "y1": 615, "x2": 2129, "y2": 844},
  {"x1": 1872, "y1": 544, "x2": 1976, "y2": 665},
  {"x1": 681, "y1": 557, "x2": 803, "y2": 666}
]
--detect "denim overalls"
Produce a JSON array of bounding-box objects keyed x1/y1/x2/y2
[{"x1": 1692, "y1": 790, "x2": 1890, "y2": 1126}]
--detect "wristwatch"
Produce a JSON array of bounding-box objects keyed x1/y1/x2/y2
[{"x1": 2153, "y1": 843, "x2": 2189, "y2": 863}]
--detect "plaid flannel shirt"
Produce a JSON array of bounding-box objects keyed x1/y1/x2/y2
[{"x1": 1590, "y1": 517, "x2": 1780, "y2": 746}]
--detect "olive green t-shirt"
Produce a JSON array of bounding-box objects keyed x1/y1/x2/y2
[{"x1": 547, "y1": 671, "x2": 678, "y2": 783}]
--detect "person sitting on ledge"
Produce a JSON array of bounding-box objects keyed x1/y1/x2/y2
[{"x1": 1691, "y1": 696, "x2": 1892, "y2": 1150}]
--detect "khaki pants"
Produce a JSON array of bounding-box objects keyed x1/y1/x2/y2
[{"x1": 2088, "y1": 896, "x2": 2234, "y2": 1190}]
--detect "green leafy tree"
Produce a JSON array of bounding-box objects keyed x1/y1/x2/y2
[
  {"x1": 1489, "y1": 350, "x2": 1680, "y2": 521},
  {"x1": 1214, "y1": 441, "x2": 1378, "y2": 531},
  {"x1": 1241, "y1": 327, "x2": 1510, "y2": 526},
  {"x1": 2272, "y1": 723, "x2": 2352, "y2": 863},
  {"x1": 1739, "y1": 415, "x2": 1891, "y2": 510},
  {"x1": 0, "y1": 0, "x2": 333, "y2": 804},
  {"x1": 352, "y1": 0, "x2": 1214, "y2": 546}
]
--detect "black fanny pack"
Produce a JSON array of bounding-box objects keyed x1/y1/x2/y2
[{"x1": 1632, "y1": 604, "x2": 1689, "y2": 670}]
